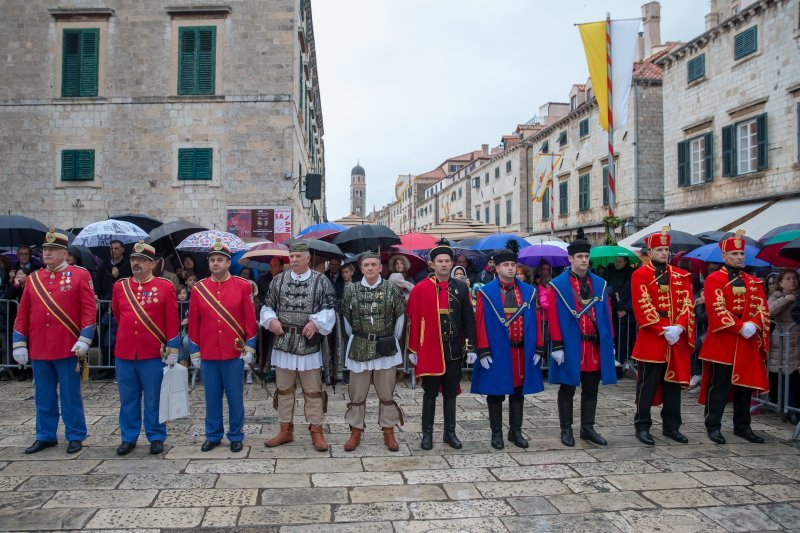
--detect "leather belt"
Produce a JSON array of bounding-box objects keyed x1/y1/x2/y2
[
  {"x1": 283, "y1": 325, "x2": 303, "y2": 335},
  {"x1": 510, "y1": 340, "x2": 524, "y2": 348},
  {"x1": 581, "y1": 334, "x2": 598, "y2": 342},
  {"x1": 657, "y1": 310, "x2": 670, "y2": 318},
  {"x1": 353, "y1": 331, "x2": 392, "y2": 342}
]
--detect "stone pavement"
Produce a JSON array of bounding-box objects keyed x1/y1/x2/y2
[{"x1": 0, "y1": 375, "x2": 798, "y2": 532}]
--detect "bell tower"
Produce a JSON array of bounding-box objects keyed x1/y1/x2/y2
[{"x1": 350, "y1": 162, "x2": 365, "y2": 216}]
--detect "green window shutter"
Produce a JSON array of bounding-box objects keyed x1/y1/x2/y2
[
  {"x1": 602, "y1": 166, "x2": 609, "y2": 205},
  {"x1": 677, "y1": 141, "x2": 689, "y2": 186},
  {"x1": 542, "y1": 189, "x2": 549, "y2": 219},
  {"x1": 195, "y1": 149, "x2": 212, "y2": 179},
  {"x1": 755, "y1": 112, "x2": 768, "y2": 171},
  {"x1": 579, "y1": 119, "x2": 589, "y2": 138},
  {"x1": 578, "y1": 174, "x2": 590, "y2": 211},
  {"x1": 687, "y1": 54, "x2": 705, "y2": 83},
  {"x1": 558, "y1": 131, "x2": 567, "y2": 147},
  {"x1": 541, "y1": 141, "x2": 549, "y2": 153},
  {"x1": 721, "y1": 124, "x2": 737, "y2": 177},
  {"x1": 196, "y1": 27, "x2": 216, "y2": 95},
  {"x1": 178, "y1": 27, "x2": 216, "y2": 95},
  {"x1": 703, "y1": 132, "x2": 714, "y2": 182},
  {"x1": 80, "y1": 29, "x2": 99, "y2": 97},
  {"x1": 178, "y1": 148, "x2": 213, "y2": 180},
  {"x1": 61, "y1": 150, "x2": 76, "y2": 180},
  {"x1": 506, "y1": 199, "x2": 512, "y2": 225},
  {"x1": 734, "y1": 26, "x2": 757, "y2": 60},
  {"x1": 559, "y1": 181, "x2": 568, "y2": 215},
  {"x1": 62, "y1": 30, "x2": 81, "y2": 97}
]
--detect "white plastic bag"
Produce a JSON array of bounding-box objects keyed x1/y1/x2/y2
[{"x1": 159, "y1": 363, "x2": 190, "y2": 423}]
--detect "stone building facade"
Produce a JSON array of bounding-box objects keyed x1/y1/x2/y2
[
  {"x1": 657, "y1": 0, "x2": 800, "y2": 215},
  {"x1": 0, "y1": 0, "x2": 325, "y2": 233}
]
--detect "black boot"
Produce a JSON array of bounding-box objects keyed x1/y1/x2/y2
[
  {"x1": 442, "y1": 397, "x2": 462, "y2": 449},
  {"x1": 420, "y1": 396, "x2": 435, "y2": 450},
  {"x1": 558, "y1": 390, "x2": 575, "y2": 447},
  {"x1": 507, "y1": 399, "x2": 529, "y2": 448},
  {"x1": 488, "y1": 401, "x2": 504, "y2": 450},
  {"x1": 579, "y1": 393, "x2": 607, "y2": 446}
]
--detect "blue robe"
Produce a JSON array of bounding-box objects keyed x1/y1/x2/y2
[
  {"x1": 547, "y1": 269, "x2": 617, "y2": 387},
  {"x1": 470, "y1": 279, "x2": 544, "y2": 396}
]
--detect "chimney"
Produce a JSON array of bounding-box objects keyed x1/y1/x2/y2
[
  {"x1": 705, "y1": 0, "x2": 722, "y2": 30},
  {"x1": 635, "y1": 31, "x2": 645, "y2": 62},
  {"x1": 481, "y1": 144, "x2": 489, "y2": 156},
  {"x1": 641, "y1": 1, "x2": 661, "y2": 58}
]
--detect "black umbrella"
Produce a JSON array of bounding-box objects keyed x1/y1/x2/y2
[
  {"x1": 777, "y1": 237, "x2": 800, "y2": 263},
  {"x1": 147, "y1": 221, "x2": 208, "y2": 254},
  {"x1": 457, "y1": 236, "x2": 481, "y2": 247},
  {"x1": 632, "y1": 230, "x2": 704, "y2": 252},
  {"x1": 0, "y1": 215, "x2": 49, "y2": 249},
  {"x1": 67, "y1": 245, "x2": 100, "y2": 271},
  {"x1": 110, "y1": 214, "x2": 164, "y2": 234},
  {"x1": 284, "y1": 238, "x2": 345, "y2": 260},
  {"x1": 695, "y1": 230, "x2": 762, "y2": 249},
  {"x1": 332, "y1": 224, "x2": 401, "y2": 254}
]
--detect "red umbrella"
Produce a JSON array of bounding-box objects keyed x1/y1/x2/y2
[
  {"x1": 297, "y1": 229, "x2": 341, "y2": 242},
  {"x1": 399, "y1": 232, "x2": 439, "y2": 250}
]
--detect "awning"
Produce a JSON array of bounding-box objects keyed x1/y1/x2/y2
[
  {"x1": 733, "y1": 197, "x2": 800, "y2": 240},
  {"x1": 618, "y1": 202, "x2": 767, "y2": 249}
]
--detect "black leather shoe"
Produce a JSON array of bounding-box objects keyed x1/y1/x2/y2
[
  {"x1": 201, "y1": 440, "x2": 220, "y2": 452},
  {"x1": 636, "y1": 430, "x2": 655, "y2": 446},
  {"x1": 560, "y1": 426, "x2": 575, "y2": 447},
  {"x1": 580, "y1": 427, "x2": 608, "y2": 446},
  {"x1": 230, "y1": 441, "x2": 243, "y2": 452},
  {"x1": 707, "y1": 430, "x2": 726, "y2": 444},
  {"x1": 149, "y1": 441, "x2": 164, "y2": 455},
  {"x1": 24, "y1": 440, "x2": 57, "y2": 454},
  {"x1": 66, "y1": 440, "x2": 82, "y2": 454},
  {"x1": 116, "y1": 442, "x2": 136, "y2": 456},
  {"x1": 733, "y1": 428, "x2": 764, "y2": 443},
  {"x1": 420, "y1": 432, "x2": 433, "y2": 450},
  {"x1": 663, "y1": 429, "x2": 689, "y2": 443}
]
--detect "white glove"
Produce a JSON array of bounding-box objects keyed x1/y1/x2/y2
[
  {"x1": 191, "y1": 357, "x2": 201, "y2": 369},
  {"x1": 241, "y1": 352, "x2": 253, "y2": 365},
  {"x1": 740, "y1": 322, "x2": 757, "y2": 339},
  {"x1": 533, "y1": 353, "x2": 541, "y2": 366},
  {"x1": 479, "y1": 356, "x2": 492, "y2": 370},
  {"x1": 164, "y1": 353, "x2": 178, "y2": 366},
  {"x1": 551, "y1": 349, "x2": 565, "y2": 366},
  {"x1": 466, "y1": 352, "x2": 477, "y2": 365},
  {"x1": 12, "y1": 347, "x2": 28, "y2": 365},
  {"x1": 71, "y1": 340, "x2": 89, "y2": 356},
  {"x1": 662, "y1": 325, "x2": 683, "y2": 346},
  {"x1": 408, "y1": 353, "x2": 417, "y2": 366}
]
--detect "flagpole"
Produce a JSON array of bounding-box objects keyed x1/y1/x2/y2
[
  {"x1": 606, "y1": 12, "x2": 616, "y2": 217},
  {"x1": 549, "y1": 179, "x2": 555, "y2": 239}
]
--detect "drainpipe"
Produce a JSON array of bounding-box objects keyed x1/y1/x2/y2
[{"x1": 633, "y1": 82, "x2": 640, "y2": 233}]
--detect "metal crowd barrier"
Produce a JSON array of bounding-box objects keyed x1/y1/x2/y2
[
  {"x1": 0, "y1": 298, "x2": 20, "y2": 378},
  {"x1": 753, "y1": 320, "x2": 800, "y2": 438}
]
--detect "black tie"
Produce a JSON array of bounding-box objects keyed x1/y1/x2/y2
[{"x1": 504, "y1": 285, "x2": 516, "y2": 309}]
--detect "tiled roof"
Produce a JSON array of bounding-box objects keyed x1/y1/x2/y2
[
  {"x1": 633, "y1": 43, "x2": 681, "y2": 80},
  {"x1": 417, "y1": 167, "x2": 447, "y2": 179}
]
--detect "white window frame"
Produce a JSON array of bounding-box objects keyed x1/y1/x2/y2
[
  {"x1": 737, "y1": 119, "x2": 758, "y2": 175},
  {"x1": 689, "y1": 136, "x2": 706, "y2": 185}
]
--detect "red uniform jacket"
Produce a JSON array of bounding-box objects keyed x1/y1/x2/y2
[
  {"x1": 631, "y1": 263, "x2": 694, "y2": 385},
  {"x1": 187, "y1": 275, "x2": 258, "y2": 361},
  {"x1": 112, "y1": 276, "x2": 180, "y2": 360},
  {"x1": 699, "y1": 267, "x2": 769, "y2": 395},
  {"x1": 13, "y1": 265, "x2": 97, "y2": 360}
]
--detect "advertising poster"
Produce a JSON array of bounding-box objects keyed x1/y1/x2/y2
[{"x1": 226, "y1": 207, "x2": 292, "y2": 243}]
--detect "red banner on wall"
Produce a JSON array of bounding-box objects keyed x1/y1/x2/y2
[{"x1": 226, "y1": 208, "x2": 292, "y2": 243}]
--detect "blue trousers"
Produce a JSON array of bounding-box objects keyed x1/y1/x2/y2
[
  {"x1": 31, "y1": 357, "x2": 87, "y2": 442},
  {"x1": 203, "y1": 358, "x2": 244, "y2": 443},
  {"x1": 116, "y1": 358, "x2": 166, "y2": 443}
]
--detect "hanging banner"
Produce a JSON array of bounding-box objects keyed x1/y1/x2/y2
[
  {"x1": 531, "y1": 153, "x2": 563, "y2": 201},
  {"x1": 226, "y1": 207, "x2": 292, "y2": 243}
]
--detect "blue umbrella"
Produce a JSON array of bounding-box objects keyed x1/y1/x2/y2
[
  {"x1": 470, "y1": 233, "x2": 531, "y2": 252},
  {"x1": 685, "y1": 243, "x2": 768, "y2": 267},
  {"x1": 297, "y1": 222, "x2": 347, "y2": 237}
]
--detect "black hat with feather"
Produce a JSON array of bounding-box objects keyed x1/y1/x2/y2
[
  {"x1": 567, "y1": 228, "x2": 591, "y2": 255},
  {"x1": 428, "y1": 238, "x2": 455, "y2": 261},
  {"x1": 492, "y1": 238, "x2": 519, "y2": 264}
]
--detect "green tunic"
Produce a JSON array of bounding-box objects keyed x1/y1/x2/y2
[{"x1": 342, "y1": 279, "x2": 406, "y2": 363}]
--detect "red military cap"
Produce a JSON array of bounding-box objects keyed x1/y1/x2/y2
[
  {"x1": 644, "y1": 226, "x2": 671, "y2": 250},
  {"x1": 719, "y1": 229, "x2": 746, "y2": 253},
  {"x1": 42, "y1": 228, "x2": 70, "y2": 250}
]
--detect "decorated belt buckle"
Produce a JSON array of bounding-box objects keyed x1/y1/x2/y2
[{"x1": 732, "y1": 287, "x2": 746, "y2": 295}]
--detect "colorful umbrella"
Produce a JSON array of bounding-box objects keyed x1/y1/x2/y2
[
  {"x1": 777, "y1": 237, "x2": 800, "y2": 265},
  {"x1": 589, "y1": 245, "x2": 641, "y2": 268},
  {"x1": 686, "y1": 243, "x2": 769, "y2": 267},
  {"x1": 238, "y1": 242, "x2": 290, "y2": 266},
  {"x1": 74, "y1": 219, "x2": 148, "y2": 250},
  {"x1": 756, "y1": 230, "x2": 800, "y2": 267},
  {"x1": 296, "y1": 222, "x2": 347, "y2": 237},
  {"x1": 470, "y1": 233, "x2": 531, "y2": 252},
  {"x1": 759, "y1": 223, "x2": 800, "y2": 243},
  {"x1": 517, "y1": 244, "x2": 570, "y2": 268},
  {"x1": 175, "y1": 230, "x2": 247, "y2": 254},
  {"x1": 631, "y1": 230, "x2": 703, "y2": 252},
  {"x1": 399, "y1": 233, "x2": 440, "y2": 250}
]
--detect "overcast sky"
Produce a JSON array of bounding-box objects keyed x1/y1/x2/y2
[{"x1": 312, "y1": 0, "x2": 707, "y2": 221}]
